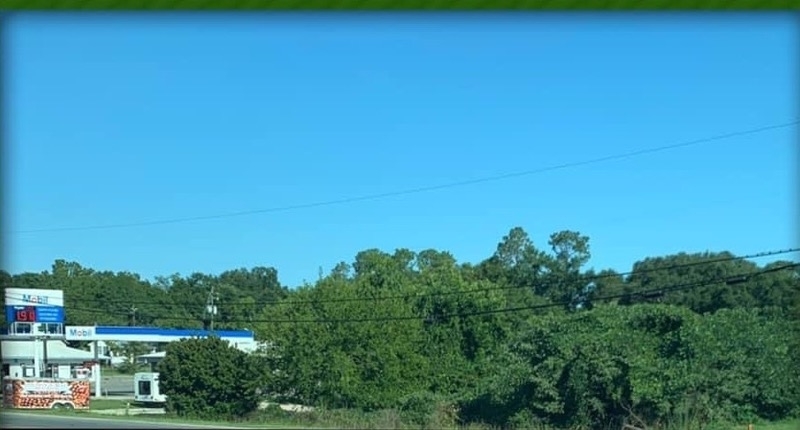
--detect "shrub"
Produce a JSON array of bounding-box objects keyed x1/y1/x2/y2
[
  {"x1": 157, "y1": 336, "x2": 267, "y2": 419},
  {"x1": 398, "y1": 391, "x2": 438, "y2": 427}
]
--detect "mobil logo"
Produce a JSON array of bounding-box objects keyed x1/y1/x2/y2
[
  {"x1": 21, "y1": 294, "x2": 49, "y2": 305},
  {"x1": 67, "y1": 327, "x2": 95, "y2": 339}
]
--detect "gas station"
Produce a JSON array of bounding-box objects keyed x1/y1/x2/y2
[{"x1": 3, "y1": 287, "x2": 257, "y2": 399}]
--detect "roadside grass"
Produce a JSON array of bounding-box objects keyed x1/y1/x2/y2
[
  {"x1": 111, "y1": 415, "x2": 800, "y2": 430},
  {"x1": 2, "y1": 398, "x2": 130, "y2": 413},
  {"x1": 9, "y1": 406, "x2": 799, "y2": 430},
  {"x1": 86, "y1": 413, "x2": 310, "y2": 429},
  {"x1": 678, "y1": 420, "x2": 800, "y2": 430},
  {"x1": 4, "y1": 408, "x2": 316, "y2": 429},
  {"x1": 245, "y1": 406, "x2": 800, "y2": 430},
  {"x1": 4, "y1": 409, "x2": 309, "y2": 429},
  {"x1": 748, "y1": 419, "x2": 800, "y2": 430},
  {"x1": 87, "y1": 398, "x2": 131, "y2": 410}
]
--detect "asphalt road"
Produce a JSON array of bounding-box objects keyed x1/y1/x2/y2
[{"x1": 1, "y1": 412, "x2": 251, "y2": 429}]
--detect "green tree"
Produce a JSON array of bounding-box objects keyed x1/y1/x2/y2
[
  {"x1": 157, "y1": 337, "x2": 266, "y2": 418},
  {"x1": 7, "y1": 227, "x2": 799, "y2": 428},
  {"x1": 258, "y1": 262, "x2": 429, "y2": 410},
  {"x1": 624, "y1": 252, "x2": 759, "y2": 313},
  {"x1": 542, "y1": 230, "x2": 592, "y2": 308},
  {"x1": 679, "y1": 307, "x2": 800, "y2": 421}
]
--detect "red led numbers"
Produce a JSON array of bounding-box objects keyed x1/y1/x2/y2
[{"x1": 15, "y1": 307, "x2": 36, "y2": 322}]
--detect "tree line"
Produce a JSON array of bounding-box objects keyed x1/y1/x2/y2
[{"x1": 2, "y1": 226, "x2": 799, "y2": 429}]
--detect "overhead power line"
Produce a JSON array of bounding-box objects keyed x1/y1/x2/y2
[
  {"x1": 55, "y1": 262, "x2": 800, "y2": 325},
  {"x1": 3, "y1": 248, "x2": 798, "y2": 308},
  {"x1": 12, "y1": 120, "x2": 798, "y2": 235}
]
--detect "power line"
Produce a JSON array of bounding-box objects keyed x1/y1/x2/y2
[
  {"x1": 50, "y1": 263, "x2": 800, "y2": 325},
  {"x1": 4, "y1": 247, "x2": 797, "y2": 308},
  {"x1": 3, "y1": 248, "x2": 797, "y2": 309},
  {"x1": 12, "y1": 120, "x2": 798, "y2": 235}
]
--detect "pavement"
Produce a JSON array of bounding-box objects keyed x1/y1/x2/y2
[
  {"x1": 93, "y1": 375, "x2": 135, "y2": 396},
  {"x1": 1, "y1": 412, "x2": 253, "y2": 429}
]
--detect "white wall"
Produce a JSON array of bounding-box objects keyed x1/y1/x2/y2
[
  {"x1": 7, "y1": 363, "x2": 37, "y2": 378},
  {"x1": 57, "y1": 365, "x2": 71, "y2": 378},
  {"x1": 89, "y1": 341, "x2": 110, "y2": 357},
  {"x1": 6, "y1": 364, "x2": 85, "y2": 379}
]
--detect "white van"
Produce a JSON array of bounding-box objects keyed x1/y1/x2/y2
[{"x1": 133, "y1": 372, "x2": 167, "y2": 404}]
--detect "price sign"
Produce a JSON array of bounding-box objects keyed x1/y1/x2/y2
[{"x1": 15, "y1": 306, "x2": 37, "y2": 322}]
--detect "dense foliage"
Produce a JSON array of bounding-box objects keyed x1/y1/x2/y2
[
  {"x1": 2, "y1": 226, "x2": 798, "y2": 428},
  {"x1": 157, "y1": 337, "x2": 266, "y2": 418}
]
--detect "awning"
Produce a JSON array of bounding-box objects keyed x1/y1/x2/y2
[
  {"x1": 136, "y1": 351, "x2": 166, "y2": 361},
  {"x1": 1, "y1": 339, "x2": 111, "y2": 363}
]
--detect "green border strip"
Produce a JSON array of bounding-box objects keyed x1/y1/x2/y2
[
  {"x1": 4, "y1": 410, "x2": 326, "y2": 429},
  {"x1": 0, "y1": 0, "x2": 799, "y2": 10}
]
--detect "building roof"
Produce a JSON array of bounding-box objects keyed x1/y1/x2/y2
[
  {"x1": 1, "y1": 339, "x2": 111, "y2": 363},
  {"x1": 63, "y1": 325, "x2": 257, "y2": 343},
  {"x1": 137, "y1": 351, "x2": 167, "y2": 360},
  {"x1": 93, "y1": 326, "x2": 254, "y2": 338}
]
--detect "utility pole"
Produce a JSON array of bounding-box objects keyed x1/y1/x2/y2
[
  {"x1": 204, "y1": 285, "x2": 219, "y2": 332},
  {"x1": 129, "y1": 306, "x2": 138, "y2": 327},
  {"x1": 41, "y1": 335, "x2": 49, "y2": 377}
]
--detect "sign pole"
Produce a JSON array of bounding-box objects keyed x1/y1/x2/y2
[
  {"x1": 42, "y1": 336, "x2": 49, "y2": 377},
  {"x1": 32, "y1": 337, "x2": 40, "y2": 378},
  {"x1": 93, "y1": 333, "x2": 102, "y2": 398}
]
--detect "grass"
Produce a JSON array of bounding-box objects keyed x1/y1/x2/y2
[
  {"x1": 8, "y1": 409, "x2": 312, "y2": 428},
  {"x1": 747, "y1": 419, "x2": 800, "y2": 430},
  {"x1": 12, "y1": 405, "x2": 800, "y2": 430},
  {"x1": 2, "y1": 398, "x2": 131, "y2": 412},
  {"x1": 88, "y1": 398, "x2": 132, "y2": 410},
  {"x1": 250, "y1": 417, "x2": 800, "y2": 430}
]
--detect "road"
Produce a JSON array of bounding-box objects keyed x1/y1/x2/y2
[{"x1": 1, "y1": 412, "x2": 252, "y2": 429}]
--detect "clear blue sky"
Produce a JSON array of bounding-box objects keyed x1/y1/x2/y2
[{"x1": 5, "y1": 13, "x2": 798, "y2": 287}]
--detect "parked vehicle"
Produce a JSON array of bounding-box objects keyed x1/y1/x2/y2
[
  {"x1": 2, "y1": 377, "x2": 91, "y2": 410},
  {"x1": 133, "y1": 372, "x2": 166, "y2": 404}
]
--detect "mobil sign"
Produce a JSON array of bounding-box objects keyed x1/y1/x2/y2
[
  {"x1": 5, "y1": 288, "x2": 66, "y2": 323},
  {"x1": 21, "y1": 294, "x2": 49, "y2": 305},
  {"x1": 66, "y1": 326, "x2": 96, "y2": 341},
  {"x1": 5, "y1": 288, "x2": 64, "y2": 308}
]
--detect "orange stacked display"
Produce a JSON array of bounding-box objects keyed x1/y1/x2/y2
[{"x1": 2, "y1": 377, "x2": 91, "y2": 409}]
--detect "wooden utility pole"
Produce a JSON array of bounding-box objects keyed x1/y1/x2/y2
[
  {"x1": 129, "y1": 306, "x2": 138, "y2": 326},
  {"x1": 204, "y1": 285, "x2": 219, "y2": 331}
]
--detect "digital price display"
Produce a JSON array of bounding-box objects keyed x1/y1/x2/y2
[
  {"x1": 14, "y1": 306, "x2": 37, "y2": 322},
  {"x1": 4, "y1": 304, "x2": 64, "y2": 324}
]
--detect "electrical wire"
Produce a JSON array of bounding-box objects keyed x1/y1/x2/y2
[
  {"x1": 3, "y1": 247, "x2": 797, "y2": 307},
  {"x1": 12, "y1": 120, "x2": 798, "y2": 235},
  {"x1": 52, "y1": 262, "x2": 800, "y2": 324}
]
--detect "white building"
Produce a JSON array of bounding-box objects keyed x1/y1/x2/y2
[{"x1": 1, "y1": 337, "x2": 110, "y2": 379}]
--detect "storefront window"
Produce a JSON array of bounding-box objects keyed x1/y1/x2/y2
[
  {"x1": 14, "y1": 322, "x2": 32, "y2": 334},
  {"x1": 45, "y1": 364, "x2": 59, "y2": 378},
  {"x1": 37, "y1": 323, "x2": 63, "y2": 335}
]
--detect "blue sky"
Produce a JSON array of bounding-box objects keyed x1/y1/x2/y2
[{"x1": 5, "y1": 13, "x2": 798, "y2": 287}]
